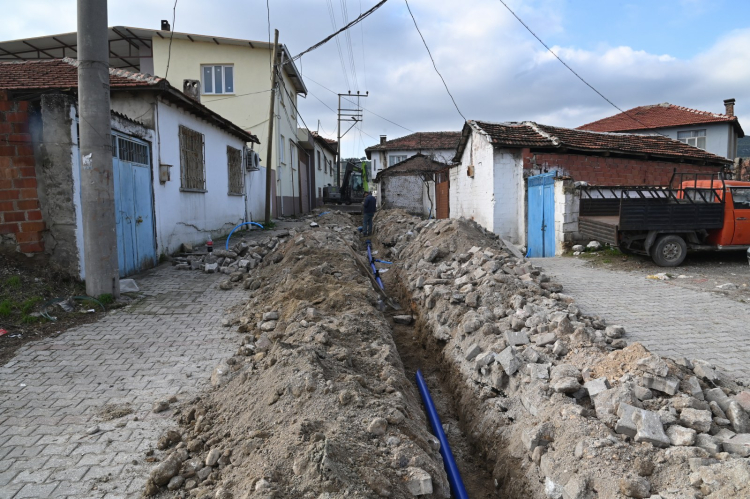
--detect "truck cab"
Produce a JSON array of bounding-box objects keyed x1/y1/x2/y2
[{"x1": 702, "y1": 181, "x2": 750, "y2": 247}]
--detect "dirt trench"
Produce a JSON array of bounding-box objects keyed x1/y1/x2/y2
[{"x1": 373, "y1": 241, "x2": 502, "y2": 499}]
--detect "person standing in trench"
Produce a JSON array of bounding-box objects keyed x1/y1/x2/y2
[{"x1": 362, "y1": 191, "x2": 376, "y2": 237}]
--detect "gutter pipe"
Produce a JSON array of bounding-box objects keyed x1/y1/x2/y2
[
  {"x1": 415, "y1": 369, "x2": 469, "y2": 499},
  {"x1": 365, "y1": 239, "x2": 384, "y2": 290},
  {"x1": 226, "y1": 221, "x2": 264, "y2": 250}
]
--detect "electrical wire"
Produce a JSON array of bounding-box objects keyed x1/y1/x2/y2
[
  {"x1": 300, "y1": 72, "x2": 415, "y2": 133},
  {"x1": 359, "y1": 0, "x2": 369, "y2": 91},
  {"x1": 326, "y1": 0, "x2": 351, "y2": 90},
  {"x1": 293, "y1": 0, "x2": 388, "y2": 62},
  {"x1": 403, "y1": 0, "x2": 465, "y2": 121},
  {"x1": 164, "y1": 0, "x2": 178, "y2": 80},
  {"x1": 340, "y1": 0, "x2": 360, "y2": 90},
  {"x1": 495, "y1": 0, "x2": 666, "y2": 136}
]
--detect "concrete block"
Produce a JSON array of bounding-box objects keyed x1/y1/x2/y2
[
  {"x1": 641, "y1": 375, "x2": 679, "y2": 396},
  {"x1": 722, "y1": 434, "x2": 750, "y2": 457},
  {"x1": 693, "y1": 360, "x2": 718, "y2": 383},
  {"x1": 528, "y1": 363, "x2": 550, "y2": 380},
  {"x1": 705, "y1": 388, "x2": 731, "y2": 412},
  {"x1": 682, "y1": 376, "x2": 704, "y2": 400},
  {"x1": 615, "y1": 403, "x2": 640, "y2": 438},
  {"x1": 535, "y1": 332, "x2": 557, "y2": 346},
  {"x1": 666, "y1": 425, "x2": 696, "y2": 446},
  {"x1": 734, "y1": 391, "x2": 750, "y2": 414},
  {"x1": 680, "y1": 408, "x2": 713, "y2": 433},
  {"x1": 405, "y1": 467, "x2": 433, "y2": 496},
  {"x1": 726, "y1": 401, "x2": 750, "y2": 433},
  {"x1": 695, "y1": 434, "x2": 722, "y2": 454},
  {"x1": 475, "y1": 351, "x2": 495, "y2": 368},
  {"x1": 204, "y1": 263, "x2": 218, "y2": 273},
  {"x1": 633, "y1": 409, "x2": 671, "y2": 448},
  {"x1": 583, "y1": 377, "x2": 610, "y2": 399},
  {"x1": 464, "y1": 344, "x2": 482, "y2": 362},
  {"x1": 497, "y1": 346, "x2": 522, "y2": 376},
  {"x1": 505, "y1": 330, "x2": 530, "y2": 346}
]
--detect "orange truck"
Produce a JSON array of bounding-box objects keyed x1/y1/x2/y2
[{"x1": 577, "y1": 173, "x2": 750, "y2": 266}]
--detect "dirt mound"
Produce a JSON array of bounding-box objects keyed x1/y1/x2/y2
[
  {"x1": 376, "y1": 213, "x2": 750, "y2": 499},
  {"x1": 143, "y1": 216, "x2": 451, "y2": 498}
]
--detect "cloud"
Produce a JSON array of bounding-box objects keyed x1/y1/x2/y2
[{"x1": 2, "y1": 0, "x2": 749, "y2": 154}]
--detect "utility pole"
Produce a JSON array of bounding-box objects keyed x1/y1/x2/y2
[
  {"x1": 336, "y1": 91, "x2": 367, "y2": 187},
  {"x1": 264, "y1": 29, "x2": 280, "y2": 226},
  {"x1": 78, "y1": 0, "x2": 120, "y2": 298}
]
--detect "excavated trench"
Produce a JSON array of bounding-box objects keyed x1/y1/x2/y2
[{"x1": 371, "y1": 237, "x2": 531, "y2": 499}]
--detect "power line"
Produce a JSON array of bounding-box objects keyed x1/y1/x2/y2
[
  {"x1": 164, "y1": 0, "x2": 178, "y2": 80},
  {"x1": 300, "y1": 72, "x2": 415, "y2": 133},
  {"x1": 326, "y1": 0, "x2": 351, "y2": 90},
  {"x1": 207, "y1": 88, "x2": 272, "y2": 103},
  {"x1": 340, "y1": 0, "x2": 360, "y2": 90},
  {"x1": 359, "y1": 0, "x2": 369, "y2": 91},
  {"x1": 403, "y1": 0, "x2": 465, "y2": 121},
  {"x1": 495, "y1": 0, "x2": 666, "y2": 136},
  {"x1": 293, "y1": 0, "x2": 388, "y2": 62}
]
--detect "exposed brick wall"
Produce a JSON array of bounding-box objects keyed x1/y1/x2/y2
[
  {"x1": 524, "y1": 152, "x2": 723, "y2": 185},
  {"x1": 0, "y1": 91, "x2": 45, "y2": 253}
]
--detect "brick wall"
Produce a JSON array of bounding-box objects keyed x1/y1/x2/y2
[
  {"x1": 524, "y1": 152, "x2": 723, "y2": 185},
  {"x1": 0, "y1": 91, "x2": 45, "y2": 253}
]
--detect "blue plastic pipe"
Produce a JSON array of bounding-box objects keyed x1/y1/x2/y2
[
  {"x1": 366, "y1": 240, "x2": 384, "y2": 290},
  {"x1": 415, "y1": 369, "x2": 469, "y2": 499},
  {"x1": 225, "y1": 221, "x2": 264, "y2": 250}
]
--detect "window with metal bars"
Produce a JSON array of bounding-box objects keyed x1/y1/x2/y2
[
  {"x1": 227, "y1": 146, "x2": 243, "y2": 195},
  {"x1": 117, "y1": 137, "x2": 149, "y2": 164},
  {"x1": 179, "y1": 126, "x2": 206, "y2": 191}
]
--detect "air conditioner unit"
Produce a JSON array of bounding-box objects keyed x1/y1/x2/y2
[{"x1": 246, "y1": 150, "x2": 260, "y2": 171}]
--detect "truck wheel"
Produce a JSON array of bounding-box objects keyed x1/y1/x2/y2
[{"x1": 651, "y1": 235, "x2": 687, "y2": 267}]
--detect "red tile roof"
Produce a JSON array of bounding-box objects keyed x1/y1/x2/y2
[
  {"x1": 455, "y1": 121, "x2": 731, "y2": 166},
  {"x1": 310, "y1": 131, "x2": 338, "y2": 154},
  {"x1": 365, "y1": 131, "x2": 461, "y2": 156},
  {"x1": 0, "y1": 58, "x2": 258, "y2": 143},
  {"x1": 0, "y1": 58, "x2": 164, "y2": 90},
  {"x1": 374, "y1": 154, "x2": 448, "y2": 182},
  {"x1": 578, "y1": 103, "x2": 744, "y2": 136}
]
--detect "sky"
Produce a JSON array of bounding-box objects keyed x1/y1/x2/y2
[{"x1": 3, "y1": 0, "x2": 750, "y2": 158}]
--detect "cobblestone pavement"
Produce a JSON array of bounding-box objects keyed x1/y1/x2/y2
[
  {"x1": 0, "y1": 264, "x2": 246, "y2": 498},
  {"x1": 535, "y1": 257, "x2": 750, "y2": 384}
]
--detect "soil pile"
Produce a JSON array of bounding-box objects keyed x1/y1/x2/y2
[
  {"x1": 144, "y1": 211, "x2": 451, "y2": 498},
  {"x1": 375, "y1": 211, "x2": 750, "y2": 499}
]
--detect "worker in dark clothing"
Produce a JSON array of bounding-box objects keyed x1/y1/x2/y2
[{"x1": 362, "y1": 191, "x2": 377, "y2": 236}]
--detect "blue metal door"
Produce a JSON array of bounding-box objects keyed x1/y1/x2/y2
[
  {"x1": 527, "y1": 172, "x2": 556, "y2": 257},
  {"x1": 112, "y1": 134, "x2": 156, "y2": 277}
]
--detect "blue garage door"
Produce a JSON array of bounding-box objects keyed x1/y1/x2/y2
[
  {"x1": 112, "y1": 133, "x2": 157, "y2": 277},
  {"x1": 527, "y1": 172, "x2": 556, "y2": 257}
]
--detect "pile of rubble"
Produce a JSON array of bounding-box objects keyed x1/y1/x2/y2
[
  {"x1": 171, "y1": 233, "x2": 290, "y2": 275},
  {"x1": 375, "y1": 210, "x2": 750, "y2": 498},
  {"x1": 143, "y1": 212, "x2": 452, "y2": 498}
]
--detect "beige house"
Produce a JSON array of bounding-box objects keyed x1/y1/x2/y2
[{"x1": 0, "y1": 25, "x2": 309, "y2": 216}]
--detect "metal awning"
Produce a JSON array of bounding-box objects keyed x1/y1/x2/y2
[{"x1": 0, "y1": 26, "x2": 307, "y2": 94}]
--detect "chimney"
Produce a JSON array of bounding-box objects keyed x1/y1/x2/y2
[
  {"x1": 724, "y1": 98, "x2": 736, "y2": 117},
  {"x1": 379, "y1": 135, "x2": 387, "y2": 145},
  {"x1": 161, "y1": 20, "x2": 171, "y2": 31},
  {"x1": 183, "y1": 80, "x2": 201, "y2": 102}
]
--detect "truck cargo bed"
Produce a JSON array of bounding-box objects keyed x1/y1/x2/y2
[{"x1": 578, "y1": 216, "x2": 619, "y2": 246}]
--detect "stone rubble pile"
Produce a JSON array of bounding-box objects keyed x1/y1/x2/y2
[
  {"x1": 144, "y1": 214, "x2": 451, "y2": 498},
  {"x1": 375, "y1": 210, "x2": 750, "y2": 499}
]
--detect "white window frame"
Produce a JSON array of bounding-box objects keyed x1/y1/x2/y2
[
  {"x1": 677, "y1": 129, "x2": 707, "y2": 150},
  {"x1": 201, "y1": 64, "x2": 235, "y2": 95},
  {"x1": 389, "y1": 155, "x2": 407, "y2": 166},
  {"x1": 279, "y1": 134, "x2": 285, "y2": 164}
]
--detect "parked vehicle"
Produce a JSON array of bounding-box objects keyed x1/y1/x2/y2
[{"x1": 578, "y1": 173, "x2": 750, "y2": 266}]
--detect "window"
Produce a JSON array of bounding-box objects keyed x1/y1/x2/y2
[
  {"x1": 179, "y1": 126, "x2": 205, "y2": 191},
  {"x1": 227, "y1": 146, "x2": 243, "y2": 195},
  {"x1": 289, "y1": 139, "x2": 295, "y2": 166},
  {"x1": 677, "y1": 129, "x2": 706, "y2": 150},
  {"x1": 279, "y1": 134, "x2": 285, "y2": 164},
  {"x1": 317, "y1": 150, "x2": 321, "y2": 170},
  {"x1": 389, "y1": 155, "x2": 407, "y2": 166},
  {"x1": 373, "y1": 158, "x2": 377, "y2": 171},
  {"x1": 732, "y1": 188, "x2": 750, "y2": 209},
  {"x1": 201, "y1": 65, "x2": 234, "y2": 94}
]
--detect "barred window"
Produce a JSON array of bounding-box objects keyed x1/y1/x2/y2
[
  {"x1": 179, "y1": 126, "x2": 205, "y2": 191},
  {"x1": 117, "y1": 137, "x2": 149, "y2": 164},
  {"x1": 227, "y1": 146, "x2": 243, "y2": 195}
]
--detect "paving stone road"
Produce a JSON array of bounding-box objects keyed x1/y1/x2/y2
[
  {"x1": 535, "y1": 257, "x2": 750, "y2": 384},
  {"x1": 0, "y1": 264, "x2": 245, "y2": 498}
]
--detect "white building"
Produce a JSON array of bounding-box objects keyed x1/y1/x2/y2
[
  {"x1": 1, "y1": 58, "x2": 261, "y2": 278},
  {"x1": 365, "y1": 131, "x2": 460, "y2": 180},
  {"x1": 578, "y1": 100, "x2": 744, "y2": 160},
  {"x1": 310, "y1": 131, "x2": 338, "y2": 206}
]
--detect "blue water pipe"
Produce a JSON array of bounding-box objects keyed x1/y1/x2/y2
[
  {"x1": 415, "y1": 369, "x2": 469, "y2": 499},
  {"x1": 225, "y1": 221, "x2": 264, "y2": 250},
  {"x1": 374, "y1": 259, "x2": 392, "y2": 265},
  {"x1": 365, "y1": 239, "x2": 384, "y2": 290}
]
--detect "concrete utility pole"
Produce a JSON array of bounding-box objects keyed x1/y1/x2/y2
[
  {"x1": 336, "y1": 91, "x2": 367, "y2": 187},
  {"x1": 264, "y1": 29, "x2": 280, "y2": 226},
  {"x1": 78, "y1": 0, "x2": 120, "y2": 298}
]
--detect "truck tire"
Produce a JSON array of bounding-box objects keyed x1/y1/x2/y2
[{"x1": 651, "y1": 235, "x2": 687, "y2": 267}]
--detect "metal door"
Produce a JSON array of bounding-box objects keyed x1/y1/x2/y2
[
  {"x1": 527, "y1": 172, "x2": 556, "y2": 257},
  {"x1": 112, "y1": 133, "x2": 157, "y2": 277}
]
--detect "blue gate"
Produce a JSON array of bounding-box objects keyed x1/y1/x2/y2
[
  {"x1": 527, "y1": 172, "x2": 556, "y2": 257},
  {"x1": 112, "y1": 133, "x2": 157, "y2": 277}
]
